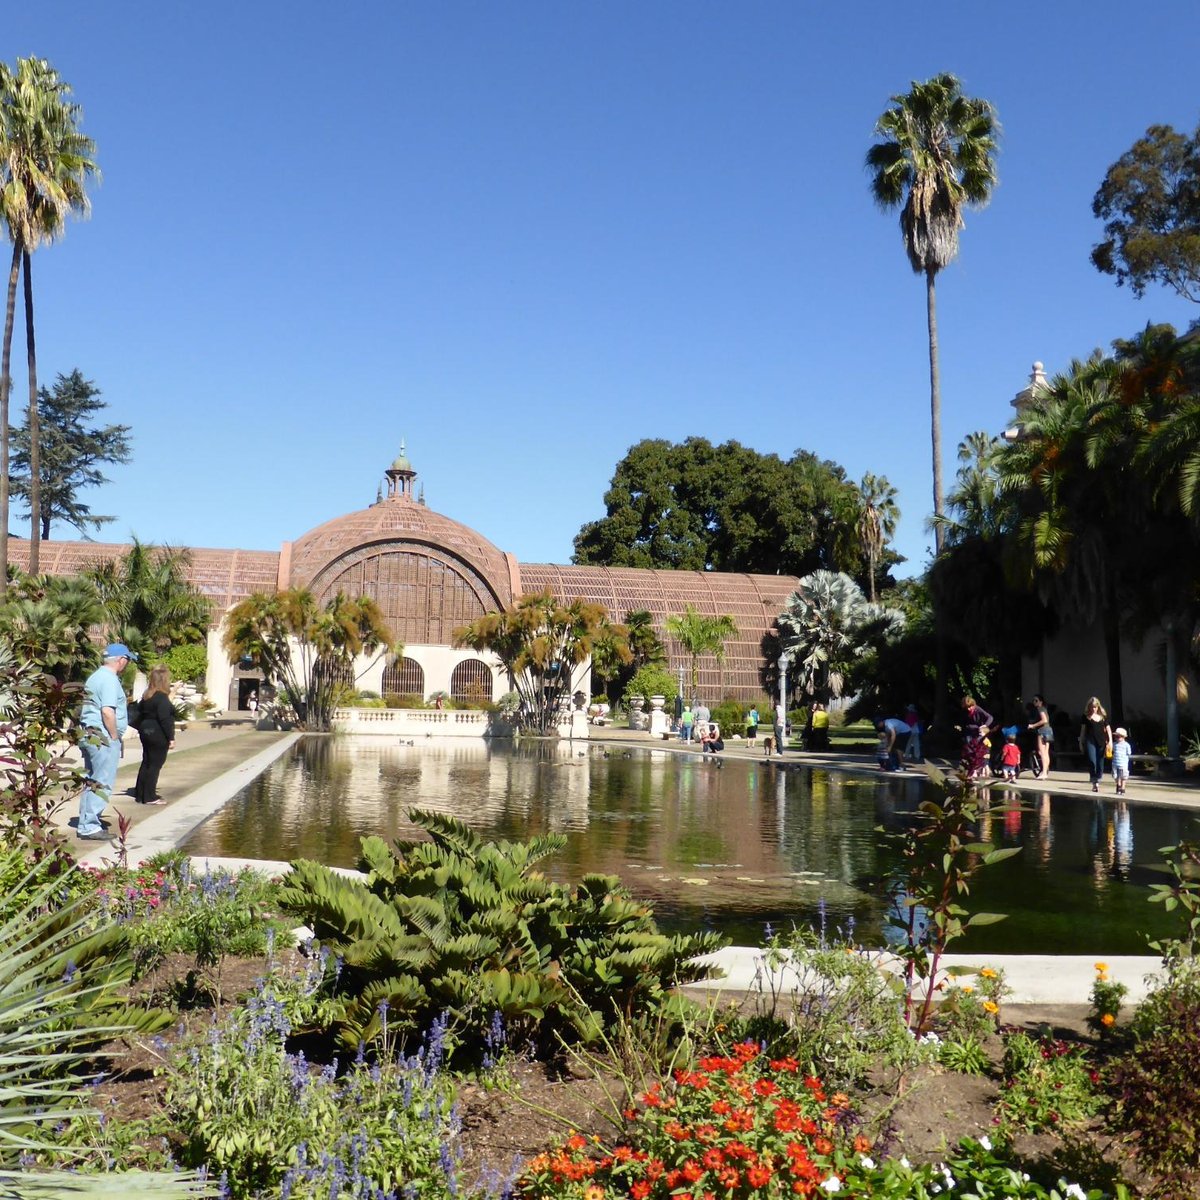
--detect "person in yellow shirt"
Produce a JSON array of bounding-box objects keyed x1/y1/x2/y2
[{"x1": 810, "y1": 701, "x2": 830, "y2": 751}]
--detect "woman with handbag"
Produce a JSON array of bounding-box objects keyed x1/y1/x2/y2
[{"x1": 134, "y1": 665, "x2": 176, "y2": 805}]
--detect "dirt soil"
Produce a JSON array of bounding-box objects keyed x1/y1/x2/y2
[{"x1": 91, "y1": 956, "x2": 1126, "y2": 1190}]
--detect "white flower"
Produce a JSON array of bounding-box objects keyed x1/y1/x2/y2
[
  {"x1": 918, "y1": 1031, "x2": 942, "y2": 1045},
  {"x1": 820, "y1": 1175, "x2": 842, "y2": 1194},
  {"x1": 1062, "y1": 1184, "x2": 1087, "y2": 1200},
  {"x1": 899, "y1": 1156, "x2": 911, "y2": 1169},
  {"x1": 978, "y1": 1135, "x2": 992, "y2": 1151},
  {"x1": 940, "y1": 1164, "x2": 957, "y2": 1189},
  {"x1": 859, "y1": 1155, "x2": 876, "y2": 1169}
]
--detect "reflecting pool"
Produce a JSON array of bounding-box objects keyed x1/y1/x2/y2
[{"x1": 179, "y1": 737, "x2": 1192, "y2": 952}]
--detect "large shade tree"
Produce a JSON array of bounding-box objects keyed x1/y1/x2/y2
[
  {"x1": 867, "y1": 73, "x2": 999, "y2": 552},
  {"x1": 574, "y1": 437, "x2": 867, "y2": 577},
  {"x1": 1091, "y1": 120, "x2": 1200, "y2": 303},
  {"x1": 455, "y1": 589, "x2": 629, "y2": 735},
  {"x1": 224, "y1": 588, "x2": 393, "y2": 731},
  {"x1": 0, "y1": 57, "x2": 98, "y2": 580}
]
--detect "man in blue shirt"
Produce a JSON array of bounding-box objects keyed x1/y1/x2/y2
[{"x1": 76, "y1": 643, "x2": 136, "y2": 839}]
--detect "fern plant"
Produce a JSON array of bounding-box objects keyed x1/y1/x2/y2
[{"x1": 277, "y1": 809, "x2": 727, "y2": 1056}]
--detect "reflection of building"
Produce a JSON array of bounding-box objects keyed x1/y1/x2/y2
[{"x1": 12, "y1": 445, "x2": 800, "y2": 708}]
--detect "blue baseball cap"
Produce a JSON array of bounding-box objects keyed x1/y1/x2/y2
[{"x1": 104, "y1": 643, "x2": 138, "y2": 661}]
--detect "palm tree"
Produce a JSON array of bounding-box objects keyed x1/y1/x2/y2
[
  {"x1": 0, "y1": 57, "x2": 98, "y2": 582},
  {"x1": 855, "y1": 472, "x2": 899, "y2": 601},
  {"x1": 777, "y1": 570, "x2": 903, "y2": 706},
  {"x1": 665, "y1": 603, "x2": 738, "y2": 700},
  {"x1": 85, "y1": 539, "x2": 211, "y2": 658},
  {"x1": 867, "y1": 74, "x2": 998, "y2": 553}
]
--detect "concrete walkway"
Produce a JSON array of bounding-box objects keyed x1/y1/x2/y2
[{"x1": 53, "y1": 720, "x2": 1191, "y2": 1005}]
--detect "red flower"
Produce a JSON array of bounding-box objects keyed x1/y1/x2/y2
[
  {"x1": 747, "y1": 1164, "x2": 773, "y2": 1188},
  {"x1": 702, "y1": 1149, "x2": 725, "y2": 1169},
  {"x1": 770, "y1": 1056, "x2": 800, "y2": 1072},
  {"x1": 753, "y1": 1079, "x2": 778, "y2": 1097},
  {"x1": 630, "y1": 1182, "x2": 651, "y2": 1200},
  {"x1": 682, "y1": 1160, "x2": 704, "y2": 1183}
]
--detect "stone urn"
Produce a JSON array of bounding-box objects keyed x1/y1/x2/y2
[{"x1": 628, "y1": 695, "x2": 646, "y2": 731}]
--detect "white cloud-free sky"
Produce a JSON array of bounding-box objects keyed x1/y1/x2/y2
[{"x1": 6, "y1": 1, "x2": 1199, "y2": 575}]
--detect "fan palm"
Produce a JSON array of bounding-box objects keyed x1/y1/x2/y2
[
  {"x1": 0, "y1": 58, "x2": 98, "y2": 581},
  {"x1": 777, "y1": 570, "x2": 902, "y2": 705},
  {"x1": 867, "y1": 73, "x2": 998, "y2": 552},
  {"x1": 855, "y1": 472, "x2": 899, "y2": 601},
  {"x1": 664, "y1": 603, "x2": 738, "y2": 700}
]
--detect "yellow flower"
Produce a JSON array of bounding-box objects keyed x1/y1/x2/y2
[
  {"x1": 584, "y1": 1187, "x2": 605, "y2": 1200},
  {"x1": 1101, "y1": 1012, "x2": 1115, "y2": 1027},
  {"x1": 983, "y1": 1000, "x2": 999, "y2": 1014},
  {"x1": 1094, "y1": 962, "x2": 1109, "y2": 974},
  {"x1": 960, "y1": 985, "x2": 974, "y2": 994},
  {"x1": 980, "y1": 968, "x2": 998, "y2": 979}
]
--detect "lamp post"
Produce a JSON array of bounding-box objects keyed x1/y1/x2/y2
[{"x1": 777, "y1": 649, "x2": 790, "y2": 751}]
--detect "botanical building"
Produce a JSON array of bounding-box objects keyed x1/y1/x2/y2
[{"x1": 11, "y1": 447, "x2": 799, "y2": 709}]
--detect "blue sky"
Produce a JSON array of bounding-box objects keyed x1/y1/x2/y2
[{"x1": 6, "y1": 1, "x2": 1199, "y2": 578}]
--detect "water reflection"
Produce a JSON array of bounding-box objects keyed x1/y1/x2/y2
[{"x1": 179, "y1": 738, "x2": 1184, "y2": 953}]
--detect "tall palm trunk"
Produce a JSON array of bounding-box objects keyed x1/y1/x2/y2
[
  {"x1": 0, "y1": 242, "x2": 19, "y2": 597},
  {"x1": 926, "y1": 266, "x2": 952, "y2": 733},
  {"x1": 926, "y1": 267, "x2": 945, "y2": 556},
  {"x1": 22, "y1": 251, "x2": 40, "y2": 573}
]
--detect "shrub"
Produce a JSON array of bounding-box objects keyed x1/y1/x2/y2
[
  {"x1": 712, "y1": 698, "x2": 744, "y2": 735},
  {"x1": 1109, "y1": 959, "x2": 1200, "y2": 1197},
  {"x1": 741, "y1": 926, "x2": 920, "y2": 1090},
  {"x1": 384, "y1": 693, "x2": 427, "y2": 709},
  {"x1": 625, "y1": 665, "x2": 678, "y2": 706},
  {"x1": 165, "y1": 983, "x2": 478, "y2": 1200},
  {"x1": 276, "y1": 810, "x2": 726, "y2": 1058},
  {"x1": 162, "y1": 642, "x2": 208, "y2": 685},
  {"x1": 995, "y1": 1032, "x2": 1103, "y2": 1136}
]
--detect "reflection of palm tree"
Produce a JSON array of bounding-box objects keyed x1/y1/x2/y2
[
  {"x1": 867, "y1": 73, "x2": 998, "y2": 551},
  {"x1": 0, "y1": 58, "x2": 98, "y2": 579}
]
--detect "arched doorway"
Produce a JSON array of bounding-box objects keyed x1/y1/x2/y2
[
  {"x1": 450, "y1": 659, "x2": 494, "y2": 706},
  {"x1": 382, "y1": 655, "x2": 425, "y2": 699}
]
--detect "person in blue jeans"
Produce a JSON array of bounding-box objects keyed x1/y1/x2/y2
[
  {"x1": 1078, "y1": 696, "x2": 1112, "y2": 794},
  {"x1": 76, "y1": 643, "x2": 137, "y2": 839}
]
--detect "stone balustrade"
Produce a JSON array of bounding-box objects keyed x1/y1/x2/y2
[{"x1": 332, "y1": 707, "x2": 496, "y2": 737}]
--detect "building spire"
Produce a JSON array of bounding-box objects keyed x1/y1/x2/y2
[{"x1": 384, "y1": 439, "x2": 417, "y2": 500}]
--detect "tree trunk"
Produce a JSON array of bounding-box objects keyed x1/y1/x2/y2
[
  {"x1": 926, "y1": 267, "x2": 945, "y2": 556},
  {"x1": 868, "y1": 547, "x2": 877, "y2": 603},
  {"x1": 0, "y1": 241, "x2": 20, "y2": 596},
  {"x1": 1101, "y1": 595, "x2": 1124, "y2": 725},
  {"x1": 23, "y1": 251, "x2": 40, "y2": 574}
]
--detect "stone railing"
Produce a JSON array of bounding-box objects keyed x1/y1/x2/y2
[{"x1": 332, "y1": 707, "x2": 498, "y2": 738}]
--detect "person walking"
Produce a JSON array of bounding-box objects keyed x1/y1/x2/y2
[
  {"x1": 810, "y1": 702, "x2": 830, "y2": 751},
  {"x1": 773, "y1": 700, "x2": 787, "y2": 756},
  {"x1": 959, "y1": 695, "x2": 993, "y2": 780},
  {"x1": 134, "y1": 665, "x2": 176, "y2": 805},
  {"x1": 746, "y1": 705, "x2": 759, "y2": 740},
  {"x1": 1026, "y1": 694, "x2": 1053, "y2": 778},
  {"x1": 1079, "y1": 697, "x2": 1112, "y2": 793},
  {"x1": 680, "y1": 704, "x2": 694, "y2": 743},
  {"x1": 76, "y1": 643, "x2": 137, "y2": 840}
]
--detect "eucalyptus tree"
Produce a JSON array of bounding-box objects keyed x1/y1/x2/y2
[
  {"x1": 856, "y1": 472, "x2": 899, "y2": 601},
  {"x1": 777, "y1": 570, "x2": 903, "y2": 706},
  {"x1": 0, "y1": 57, "x2": 98, "y2": 579},
  {"x1": 867, "y1": 73, "x2": 999, "y2": 550},
  {"x1": 224, "y1": 588, "x2": 394, "y2": 731},
  {"x1": 665, "y1": 603, "x2": 738, "y2": 700}
]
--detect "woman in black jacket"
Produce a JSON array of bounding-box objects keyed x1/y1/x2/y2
[{"x1": 135, "y1": 665, "x2": 176, "y2": 805}]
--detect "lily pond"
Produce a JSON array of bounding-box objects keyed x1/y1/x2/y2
[{"x1": 179, "y1": 737, "x2": 1194, "y2": 953}]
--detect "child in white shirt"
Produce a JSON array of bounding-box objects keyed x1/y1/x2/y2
[{"x1": 1111, "y1": 727, "x2": 1132, "y2": 795}]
